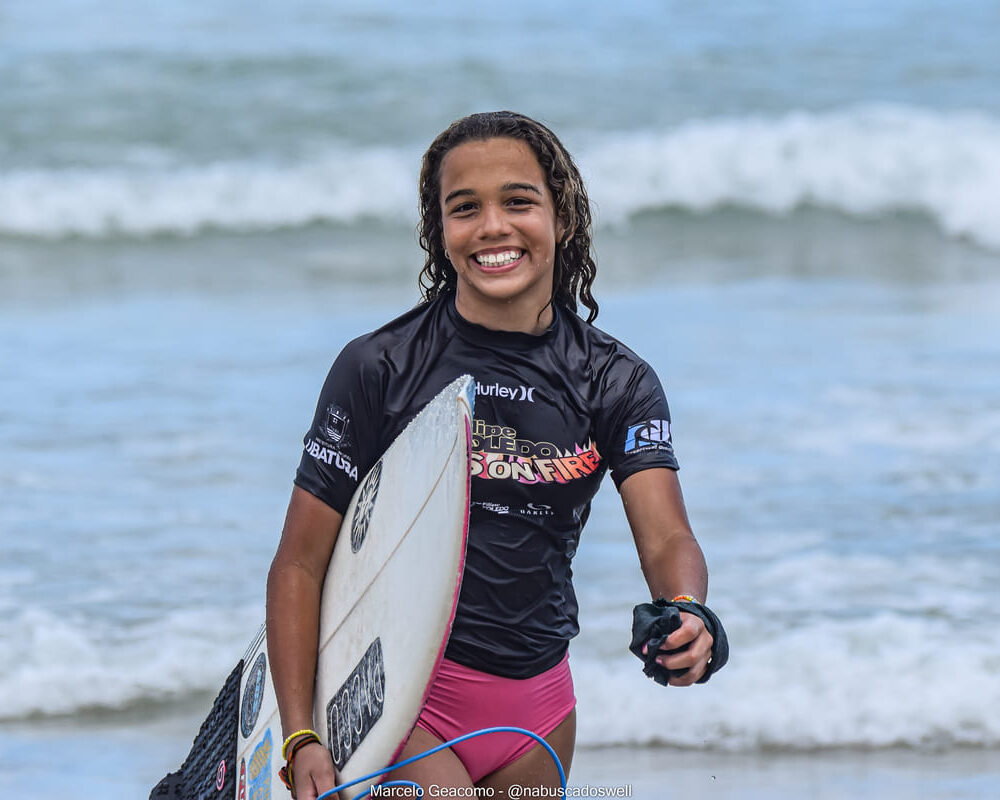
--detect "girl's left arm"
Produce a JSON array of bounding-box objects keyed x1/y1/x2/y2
[{"x1": 619, "y1": 467, "x2": 713, "y2": 686}]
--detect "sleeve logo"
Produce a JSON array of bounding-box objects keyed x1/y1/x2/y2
[
  {"x1": 624, "y1": 419, "x2": 673, "y2": 454},
  {"x1": 304, "y1": 403, "x2": 359, "y2": 480},
  {"x1": 323, "y1": 404, "x2": 351, "y2": 447}
]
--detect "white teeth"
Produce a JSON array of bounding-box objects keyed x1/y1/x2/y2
[{"x1": 475, "y1": 250, "x2": 521, "y2": 266}]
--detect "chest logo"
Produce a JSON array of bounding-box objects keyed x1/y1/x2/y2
[
  {"x1": 470, "y1": 418, "x2": 601, "y2": 484},
  {"x1": 475, "y1": 380, "x2": 537, "y2": 402}
]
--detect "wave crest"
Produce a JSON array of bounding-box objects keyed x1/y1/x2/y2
[{"x1": 2, "y1": 106, "x2": 999, "y2": 252}]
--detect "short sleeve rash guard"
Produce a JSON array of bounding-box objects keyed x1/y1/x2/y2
[{"x1": 294, "y1": 293, "x2": 679, "y2": 678}]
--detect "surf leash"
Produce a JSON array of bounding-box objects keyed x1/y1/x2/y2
[{"x1": 316, "y1": 725, "x2": 566, "y2": 800}]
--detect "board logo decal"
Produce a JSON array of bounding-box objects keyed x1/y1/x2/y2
[
  {"x1": 326, "y1": 637, "x2": 386, "y2": 770},
  {"x1": 240, "y1": 652, "x2": 267, "y2": 738},
  {"x1": 350, "y1": 459, "x2": 382, "y2": 552},
  {"x1": 247, "y1": 729, "x2": 272, "y2": 800},
  {"x1": 215, "y1": 759, "x2": 227, "y2": 791},
  {"x1": 238, "y1": 759, "x2": 247, "y2": 800}
]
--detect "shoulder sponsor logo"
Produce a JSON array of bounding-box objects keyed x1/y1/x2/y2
[
  {"x1": 476, "y1": 380, "x2": 537, "y2": 403},
  {"x1": 624, "y1": 419, "x2": 673, "y2": 454},
  {"x1": 323, "y1": 404, "x2": 350, "y2": 446},
  {"x1": 305, "y1": 437, "x2": 358, "y2": 481}
]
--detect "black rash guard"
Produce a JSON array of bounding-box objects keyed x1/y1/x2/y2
[{"x1": 294, "y1": 293, "x2": 679, "y2": 678}]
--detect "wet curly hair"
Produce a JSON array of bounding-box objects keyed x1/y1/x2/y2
[{"x1": 417, "y1": 111, "x2": 599, "y2": 322}]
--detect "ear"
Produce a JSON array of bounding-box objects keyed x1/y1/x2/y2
[{"x1": 556, "y1": 212, "x2": 572, "y2": 248}]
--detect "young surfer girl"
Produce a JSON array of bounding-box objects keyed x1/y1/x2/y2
[{"x1": 266, "y1": 111, "x2": 726, "y2": 800}]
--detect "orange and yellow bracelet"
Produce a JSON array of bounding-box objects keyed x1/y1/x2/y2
[{"x1": 278, "y1": 729, "x2": 322, "y2": 794}]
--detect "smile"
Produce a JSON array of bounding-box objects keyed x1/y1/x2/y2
[{"x1": 474, "y1": 249, "x2": 523, "y2": 267}]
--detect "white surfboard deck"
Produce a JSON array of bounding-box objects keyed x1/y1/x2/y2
[{"x1": 235, "y1": 375, "x2": 474, "y2": 800}]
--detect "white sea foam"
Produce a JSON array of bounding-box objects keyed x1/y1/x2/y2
[
  {"x1": 572, "y1": 612, "x2": 1000, "y2": 751},
  {"x1": 2, "y1": 107, "x2": 1000, "y2": 252},
  {"x1": 6, "y1": 596, "x2": 999, "y2": 751},
  {"x1": 0, "y1": 147, "x2": 417, "y2": 239},
  {"x1": 0, "y1": 605, "x2": 259, "y2": 720},
  {"x1": 584, "y1": 105, "x2": 1000, "y2": 249}
]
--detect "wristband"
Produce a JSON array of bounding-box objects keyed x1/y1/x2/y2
[
  {"x1": 281, "y1": 729, "x2": 322, "y2": 760},
  {"x1": 278, "y1": 732, "x2": 322, "y2": 795}
]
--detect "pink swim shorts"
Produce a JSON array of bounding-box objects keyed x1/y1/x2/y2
[{"x1": 414, "y1": 651, "x2": 576, "y2": 783}]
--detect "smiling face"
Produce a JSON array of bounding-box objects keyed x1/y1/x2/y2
[{"x1": 438, "y1": 137, "x2": 564, "y2": 334}]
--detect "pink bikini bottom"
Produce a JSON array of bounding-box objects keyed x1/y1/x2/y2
[{"x1": 414, "y1": 652, "x2": 576, "y2": 783}]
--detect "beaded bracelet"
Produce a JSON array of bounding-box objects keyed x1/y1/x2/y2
[
  {"x1": 671, "y1": 594, "x2": 699, "y2": 604},
  {"x1": 281, "y1": 729, "x2": 322, "y2": 761}
]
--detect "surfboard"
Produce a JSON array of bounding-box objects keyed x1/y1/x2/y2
[{"x1": 151, "y1": 374, "x2": 475, "y2": 800}]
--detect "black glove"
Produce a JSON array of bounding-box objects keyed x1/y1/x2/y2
[{"x1": 630, "y1": 598, "x2": 729, "y2": 685}]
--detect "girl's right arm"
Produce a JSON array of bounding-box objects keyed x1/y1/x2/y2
[{"x1": 266, "y1": 486, "x2": 344, "y2": 800}]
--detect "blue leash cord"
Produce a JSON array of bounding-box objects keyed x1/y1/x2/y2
[{"x1": 316, "y1": 725, "x2": 566, "y2": 800}]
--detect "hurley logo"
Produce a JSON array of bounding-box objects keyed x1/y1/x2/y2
[{"x1": 475, "y1": 380, "x2": 536, "y2": 403}]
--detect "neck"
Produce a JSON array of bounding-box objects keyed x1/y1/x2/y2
[{"x1": 453, "y1": 293, "x2": 554, "y2": 335}]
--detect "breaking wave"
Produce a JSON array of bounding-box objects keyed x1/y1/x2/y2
[{"x1": 3, "y1": 106, "x2": 1000, "y2": 253}]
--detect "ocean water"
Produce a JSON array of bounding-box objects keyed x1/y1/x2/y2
[{"x1": 2, "y1": 1, "x2": 999, "y2": 798}]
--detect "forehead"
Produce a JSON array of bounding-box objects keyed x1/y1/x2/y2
[{"x1": 439, "y1": 137, "x2": 547, "y2": 194}]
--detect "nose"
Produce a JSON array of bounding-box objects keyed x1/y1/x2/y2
[{"x1": 478, "y1": 201, "x2": 511, "y2": 239}]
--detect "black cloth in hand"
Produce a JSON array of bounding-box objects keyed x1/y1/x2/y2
[{"x1": 629, "y1": 598, "x2": 729, "y2": 685}]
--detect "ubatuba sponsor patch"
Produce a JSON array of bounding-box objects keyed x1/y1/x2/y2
[
  {"x1": 305, "y1": 437, "x2": 358, "y2": 480},
  {"x1": 323, "y1": 404, "x2": 351, "y2": 446}
]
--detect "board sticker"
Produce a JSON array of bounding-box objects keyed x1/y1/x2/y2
[
  {"x1": 350, "y1": 459, "x2": 382, "y2": 552},
  {"x1": 247, "y1": 729, "x2": 272, "y2": 800},
  {"x1": 240, "y1": 652, "x2": 267, "y2": 738},
  {"x1": 327, "y1": 637, "x2": 386, "y2": 770}
]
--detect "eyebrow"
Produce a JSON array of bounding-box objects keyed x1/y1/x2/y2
[
  {"x1": 443, "y1": 182, "x2": 543, "y2": 205},
  {"x1": 501, "y1": 182, "x2": 543, "y2": 196},
  {"x1": 444, "y1": 188, "x2": 475, "y2": 205}
]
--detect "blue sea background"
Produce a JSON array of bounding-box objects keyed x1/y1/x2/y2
[{"x1": 2, "y1": 1, "x2": 999, "y2": 797}]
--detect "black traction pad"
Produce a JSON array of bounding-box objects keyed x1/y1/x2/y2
[{"x1": 150, "y1": 660, "x2": 242, "y2": 800}]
